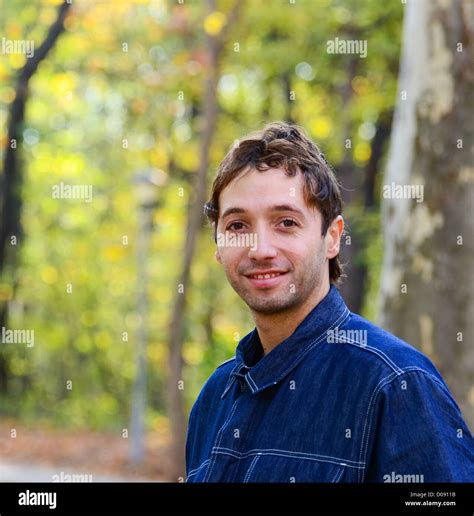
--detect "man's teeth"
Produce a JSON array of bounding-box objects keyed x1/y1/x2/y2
[{"x1": 250, "y1": 273, "x2": 282, "y2": 279}]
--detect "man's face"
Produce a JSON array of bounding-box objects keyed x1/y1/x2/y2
[{"x1": 215, "y1": 166, "x2": 337, "y2": 315}]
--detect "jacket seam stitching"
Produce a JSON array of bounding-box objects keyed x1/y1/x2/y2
[
  {"x1": 246, "y1": 371, "x2": 259, "y2": 391},
  {"x1": 358, "y1": 371, "x2": 400, "y2": 482},
  {"x1": 331, "y1": 466, "x2": 345, "y2": 482},
  {"x1": 213, "y1": 447, "x2": 364, "y2": 468},
  {"x1": 203, "y1": 398, "x2": 240, "y2": 481},
  {"x1": 220, "y1": 362, "x2": 241, "y2": 398},
  {"x1": 186, "y1": 459, "x2": 211, "y2": 481},
  {"x1": 243, "y1": 455, "x2": 260, "y2": 482},
  {"x1": 217, "y1": 357, "x2": 236, "y2": 369},
  {"x1": 358, "y1": 367, "x2": 448, "y2": 482},
  {"x1": 214, "y1": 449, "x2": 363, "y2": 469},
  {"x1": 395, "y1": 367, "x2": 455, "y2": 401},
  {"x1": 333, "y1": 336, "x2": 403, "y2": 374}
]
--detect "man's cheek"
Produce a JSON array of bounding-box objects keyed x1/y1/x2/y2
[{"x1": 219, "y1": 250, "x2": 238, "y2": 273}]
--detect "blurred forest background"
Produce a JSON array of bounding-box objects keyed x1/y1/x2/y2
[{"x1": 0, "y1": 0, "x2": 472, "y2": 481}]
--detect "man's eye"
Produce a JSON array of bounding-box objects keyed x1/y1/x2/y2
[
  {"x1": 227, "y1": 222, "x2": 245, "y2": 231},
  {"x1": 280, "y1": 218, "x2": 298, "y2": 228}
]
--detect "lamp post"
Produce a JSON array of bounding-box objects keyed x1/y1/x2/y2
[{"x1": 129, "y1": 168, "x2": 167, "y2": 465}]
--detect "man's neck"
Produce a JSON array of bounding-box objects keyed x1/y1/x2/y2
[{"x1": 252, "y1": 281, "x2": 330, "y2": 356}]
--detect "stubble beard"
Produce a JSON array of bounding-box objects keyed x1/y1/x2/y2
[{"x1": 225, "y1": 247, "x2": 326, "y2": 316}]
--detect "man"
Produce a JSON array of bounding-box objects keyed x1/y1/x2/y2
[{"x1": 185, "y1": 121, "x2": 474, "y2": 482}]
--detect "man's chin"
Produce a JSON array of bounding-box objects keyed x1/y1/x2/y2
[
  {"x1": 244, "y1": 295, "x2": 299, "y2": 315},
  {"x1": 228, "y1": 278, "x2": 300, "y2": 314}
]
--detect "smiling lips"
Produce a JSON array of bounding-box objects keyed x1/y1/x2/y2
[
  {"x1": 244, "y1": 270, "x2": 288, "y2": 287},
  {"x1": 248, "y1": 272, "x2": 284, "y2": 279}
]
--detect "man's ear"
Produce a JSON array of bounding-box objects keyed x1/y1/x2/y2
[
  {"x1": 213, "y1": 221, "x2": 222, "y2": 264},
  {"x1": 326, "y1": 215, "x2": 344, "y2": 259}
]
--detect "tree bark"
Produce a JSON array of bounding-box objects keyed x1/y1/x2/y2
[
  {"x1": 166, "y1": 0, "x2": 243, "y2": 481},
  {"x1": 378, "y1": 0, "x2": 474, "y2": 429}
]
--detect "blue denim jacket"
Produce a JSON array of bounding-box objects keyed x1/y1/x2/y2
[{"x1": 186, "y1": 286, "x2": 474, "y2": 482}]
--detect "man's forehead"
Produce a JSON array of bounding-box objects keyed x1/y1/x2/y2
[{"x1": 219, "y1": 170, "x2": 318, "y2": 220}]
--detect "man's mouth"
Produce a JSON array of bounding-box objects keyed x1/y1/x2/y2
[{"x1": 244, "y1": 270, "x2": 289, "y2": 288}]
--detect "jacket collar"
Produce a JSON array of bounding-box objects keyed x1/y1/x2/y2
[{"x1": 221, "y1": 285, "x2": 350, "y2": 398}]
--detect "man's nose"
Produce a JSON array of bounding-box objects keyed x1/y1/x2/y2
[{"x1": 247, "y1": 227, "x2": 277, "y2": 261}]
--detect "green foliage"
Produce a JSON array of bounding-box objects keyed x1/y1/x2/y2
[{"x1": 0, "y1": 0, "x2": 402, "y2": 430}]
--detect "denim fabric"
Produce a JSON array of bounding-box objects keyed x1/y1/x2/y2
[{"x1": 186, "y1": 286, "x2": 474, "y2": 482}]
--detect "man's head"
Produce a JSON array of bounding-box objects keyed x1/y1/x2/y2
[{"x1": 204, "y1": 121, "x2": 344, "y2": 315}]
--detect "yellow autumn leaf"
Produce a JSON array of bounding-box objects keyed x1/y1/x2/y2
[
  {"x1": 6, "y1": 23, "x2": 22, "y2": 39},
  {"x1": 204, "y1": 12, "x2": 227, "y2": 36},
  {"x1": 176, "y1": 144, "x2": 199, "y2": 172},
  {"x1": 102, "y1": 245, "x2": 126, "y2": 262},
  {"x1": 352, "y1": 76, "x2": 371, "y2": 96},
  {"x1": 9, "y1": 53, "x2": 26, "y2": 70},
  {"x1": 51, "y1": 73, "x2": 76, "y2": 96},
  {"x1": 148, "y1": 345, "x2": 166, "y2": 365},
  {"x1": 0, "y1": 283, "x2": 13, "y2": 302},
  {"x1": 310, "y1": 117, "x2": 332, "y2": 139},
  {"x1": 150, "y1": 145, "x2": 169, "y2": 169},
  {"x1": 183, "y1": 342, "x2": 204, "y2": 365},
  {"x1": 1, "y1": 87, "x2": 15, "y2": 103},
  {"x1": 354, "y1": 142, "x2": 372, "y2": 163},
  {"x1": 41, "y1": 266, "x2": 59, "y2": 284},
  {"x1": 0, "y1": 61, "x2": 9, "y2": 81}
]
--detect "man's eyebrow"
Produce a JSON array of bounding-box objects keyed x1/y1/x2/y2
[
  {"x1": 221, "y1": 207, "x2": 247, "y2": 220},
  {"x1": 220, "y1": 204, "x2": 307, "y2": 220},
  {"x1": 270, "y1": 204, "x2": 307, "y2": 218}
]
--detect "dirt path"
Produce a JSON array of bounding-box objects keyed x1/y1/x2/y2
[
  {"x1": 0, "y1": 420, "x2": 171, "y2": 481},
  {"x1": 0, "y1": 460, "x2": 154, "y2": 482}
]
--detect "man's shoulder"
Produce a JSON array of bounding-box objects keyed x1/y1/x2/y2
[
  {"x1": 196, "y1": 356, "x2": 236, "y2": 399},
  {"x1": 323, "y1": 311, "x2": 442, "y2": 380},
  {"x1": 215, "y1": 356, "x2": 236, "y2": 371}
]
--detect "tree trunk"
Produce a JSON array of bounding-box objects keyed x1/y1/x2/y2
[
  {"x1": 166, "y1": 0, "x2": 243, "y2": 481},
  {"x1": 129, "y1": 206, "x2": 153, "y2": 465},
  {"x1": 336, "y1": 52, "x2": 364, "y2": 313},
  {"x1": 0, "y1": 0, "x2": 71, "y2": 394},
  {"x1": 378, "y1": 0, "x2": 474, "y2": 429}
]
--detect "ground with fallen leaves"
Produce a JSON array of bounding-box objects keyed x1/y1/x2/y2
[{"x1": 0, "y1": 418, "x2": 172, "y2": 481}]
